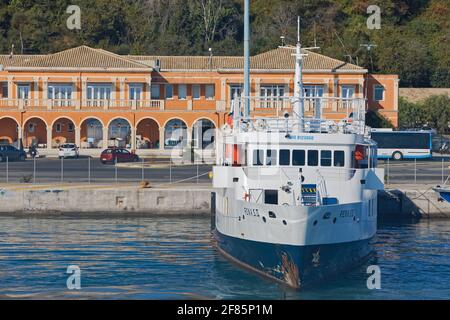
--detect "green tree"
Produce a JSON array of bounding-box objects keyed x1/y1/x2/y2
[
  {"x1": 423, "y1": 95, "x2": 450, "y2": 133},
  {"x1": 398, "y1": 97, "x2": 426, "y2": 129}
]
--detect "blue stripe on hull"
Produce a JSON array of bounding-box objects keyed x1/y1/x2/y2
[{"x1": 213, "y1": 230, "x2": 373, "y2": 289}]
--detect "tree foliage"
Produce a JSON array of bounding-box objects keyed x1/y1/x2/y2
[
  {"x1": 0, "y1": 0, "x2": 448, "y2": 87},
  {"x1": 398, "y1": 95, "x2": 450, "y2": 133}
]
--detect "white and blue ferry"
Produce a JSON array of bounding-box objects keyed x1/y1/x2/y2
[{"x1": 211, "y1": 16, "x2": 385, "y2": 289}]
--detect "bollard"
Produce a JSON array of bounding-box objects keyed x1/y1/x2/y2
[
  {"x1": 61, "y1": 157, "x2": 64, "y2": 184},
  {"x1": 387, "y1": 158, "x2": 390, "y2": 186},
  {"x1": 142, "y1": 158, "x2": 145, "y2": 183},
  {"x1": 414, "y1": 158, "x2": 417, "y2": 184},
  {"x1": 33, "y1": 156, "x2": 36, "y2": 184},
  {"x1": 115, "y1": 157, "x2": 118, "y2": 184}
]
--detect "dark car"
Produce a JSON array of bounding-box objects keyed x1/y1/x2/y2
[
  {"x1": 100, "y1": 148, "x2": 139, "y2": 164},
  {"x1": 0, "y1": 145, "x2": 27, "y2": 162}
]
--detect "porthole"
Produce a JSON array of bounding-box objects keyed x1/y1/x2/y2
[
  {"x1": 313, "y1": 220, "x2": 318, "y2": 226},
  {"x1": 333, "y1": 217, "x2": 337, "y2": 224},
  {"x1": 262, "y1": 217, "x2": 267, "y2": 223},
  {"x1": 283, "y1": 220, "x2": 287, "y2": 225}
]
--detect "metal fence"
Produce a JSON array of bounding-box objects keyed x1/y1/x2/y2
[{"x1": 0, "y1": 157, "x2": 211, "y2": 186}]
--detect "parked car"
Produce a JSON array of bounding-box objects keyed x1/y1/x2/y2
[
  {"x1": 100, "y1": 148, "x2": 139, "y2": 164},
  {"x1": 0, "y1": 145, "x2": 27, "y2": 162},
  {"x1": 58, "y1": 143, "x2": 79, "y2": 159}
]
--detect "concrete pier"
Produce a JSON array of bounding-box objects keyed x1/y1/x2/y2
[
  {"x1": 0, "y1": 184, "x2": 212, "y2": 216},
  {"x1": 379, "y1": 185, "x2": 450, "y2": 220},
  {"x1": 0, "y1": 183, "x2": 449, "y2": 219}
]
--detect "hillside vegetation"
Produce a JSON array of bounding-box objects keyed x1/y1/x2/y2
[{"x1": 0, "y1": 0, "x2": 448, "y2": 87}]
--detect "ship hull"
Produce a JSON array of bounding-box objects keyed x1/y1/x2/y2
[{"x1": 213, "y1": 229, "x2": 374, "y2": 289}]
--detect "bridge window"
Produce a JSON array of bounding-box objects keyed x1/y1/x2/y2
[
  {"x1": 308, "y1": 150, "x2": 319, "y2": 166},
  {"x1": 334, "y1": 151, "x2": 345, "y2": 167},
  {"x1": 292, "y1": 150, "x2": 305, "y2": 166},
  {"x1": 321, "y1": 150, "x2": 332, "y2": 167},
  {"x1": 253, "y1": 149, "x2": 264, "y2": 166},
  {"x1": 279, "y1": 149, "x2": 290, "y2": 166},
  {"x1": 266, "y1": 149, "x2": 277, "y2": 166},
  {"x1": 264, "y1": 190, "x2": 278, "y2": 205}
]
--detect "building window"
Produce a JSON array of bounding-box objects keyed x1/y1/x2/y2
[
  {"x1": 260, "y1": 85, "x2": 285, "y2": 108},
  {"x1": 178, "y1": 84, "x2": 187, "y2": 100},
  {"x1": 68, "y1": 124, "x2": 75, "y2": 133},
  {"x1": 28, "y1": 123, "x2": 35, "y2": 133},
  {"x1": 165, "y1": 84, "x2": 173, "y2": 99},
  {"x1": 374, "y1": 85, "x2": 385, "y2": 101},
  {"x1": 193, "y1": 85, "x2": 201, "y2": 100},
  {"x1": 87, "y1": 84, "x2": 112, "y2": 100},
  {"x1": 48, "y1": 84, "x2": 73, "y2": 100},
  {"x1": 1, "y1": 83, "x2": 8, "y2": 98},
  {"x1": 230, "y1": 84, "x2": 243, "y2": 101},
  {"x1": 205, "y1": 84, "x2": 215, "y2": 100},
  {"x1": 304, "y1": 85, "x2": 324, "y2": 97},
  {"x1": 151, "y1": 84, "x2": 160, "y2": 99},
  {"x1": 55, "y1": 123, "x2": 62, "y2": 133},
  {"x1": 341, "y1": 85, "x2": 355, "y2": 98},
  {"x1": 129, "y1": 83, "x2": 143, "y2": 101},
  {"x1": 17, "y1": 84, "x2": 30, "y2": 99}
]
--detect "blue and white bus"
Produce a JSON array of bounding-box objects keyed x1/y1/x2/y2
[{"x1": 370, "y1": 129, "x2": 433, "y2": 160}]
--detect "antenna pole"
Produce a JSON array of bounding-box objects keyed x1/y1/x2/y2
[{"x1": 243, "y1": 0, "x2": 250, "y2": 118}]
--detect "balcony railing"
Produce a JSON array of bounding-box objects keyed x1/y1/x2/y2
[{"x1": 0, "y1": 99, "x2": 166, "y2": 111}]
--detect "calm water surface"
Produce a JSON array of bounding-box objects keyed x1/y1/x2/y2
[{"x1": 0, "y1": 216, "x2": 448, "y2": 299}]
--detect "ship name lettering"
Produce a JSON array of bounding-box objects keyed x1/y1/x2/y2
[
  {"x1": 244, "y1": 208, "x2": 260, "y2": 217},
  {"x1": 339, "y1": 209, "x2": 356, "y2": 218}
]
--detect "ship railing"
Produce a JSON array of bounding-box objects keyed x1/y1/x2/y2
[{"x1": 232, "y1": 96, "x2": 367, "y2": 135}]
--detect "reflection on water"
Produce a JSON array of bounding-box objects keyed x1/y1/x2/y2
[{"x1": 0, "y1": 216, "x2": 448, "y2": 299}]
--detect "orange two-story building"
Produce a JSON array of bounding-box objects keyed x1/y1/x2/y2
[{"x1": 0, "y1": 45, "x2": 399, "y2": 153}]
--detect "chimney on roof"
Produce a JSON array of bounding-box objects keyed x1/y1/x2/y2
[{"x1": 9, "y1": 44, "x2": 14, "y2": 59}]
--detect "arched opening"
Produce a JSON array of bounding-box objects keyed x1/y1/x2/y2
[
  {"x1": 136, "y1": 118, "x2": 159, "y2": 149},
  {"x1": 164, "y1": 119, "x2": 187, "y2": 149},
  {"x1": 23, "y1": 118, "x2": 47, "y2": 148},
  {"x1": 192, "y1": 119, "x2": 216, "y2": 150},
  {"x1": 108, "y1": 118, "x2": 131, "y2": 148},
  {"x1": 80, "y1": 118, "x2": 103, "y2": 149},
  {"x1": 52, "y1": 118, "x2": 75, "y2": 148},
  {"x1": 0, "y1": 118, "x2": 19, "y2": 147}
]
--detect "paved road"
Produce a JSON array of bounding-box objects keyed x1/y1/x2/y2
[
  {"x1": 0, "y1": 157, "x2": 449, "y2": 186},
  {"x1": 0, "y1": 157, "x2": 212, "y2": 185}
]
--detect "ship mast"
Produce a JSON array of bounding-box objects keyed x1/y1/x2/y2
[
  {"x1": 293, "y1": 16, "x2": 304, "y2": 133},
  {"x1": 243, "y1": 0, "x2": 251, "y2": 118}
]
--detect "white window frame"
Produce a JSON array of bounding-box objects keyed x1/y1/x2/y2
[
  {"x1": 17, "y1": 84, "x2": 31, "y2": 100},
  {"x1": 178, "y1": 84, "x2": 187, "y2": 100},
  {"x1": 129, "y1": 83, "x2": 143, "y2": 101},
  {"x1": 373, "y1": 85, "x2": 385, "y2": 101}
]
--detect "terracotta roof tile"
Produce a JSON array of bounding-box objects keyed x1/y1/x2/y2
[
  {"x1": 4, "y1": 46, "x2": 150, "y2": 70},
  {"x1": 128, "y1": 47, "x2": 364, "y2": 72}
]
